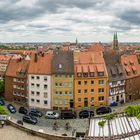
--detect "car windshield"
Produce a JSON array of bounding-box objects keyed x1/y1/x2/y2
[{"x1": 53, "y1": 112, "x2": 56, "y2": 115}]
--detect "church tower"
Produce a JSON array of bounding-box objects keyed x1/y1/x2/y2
[{"x1": 112, "y1": 32, "x2": 118, "y2": 50}]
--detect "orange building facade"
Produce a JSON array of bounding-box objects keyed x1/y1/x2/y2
[{"x1": 74, "y1": 52, "x2": 108, "y2": 109}]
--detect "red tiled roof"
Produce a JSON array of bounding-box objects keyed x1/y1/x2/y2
[
  {"x1": 121, "y1": 54, "x2": 140, "y2": 78},
  {"x1": 28, "y1": 53, "x2": 53, "y2": 75},
  {"x1": 82, "y1": 65, "x2": 88, "y2": 73},
  {"x1": 89, "y1": 65, "x2": 95, "y2": 72},
  {"x1": 96, "y1": 65, "x2": 104, "y2": 72},
  {"x1": 77, "y1": 65, "x2": 82, "y2": 73},
  {"x1": 6, "y1": 59, "x2": 29, "y2": 77},
  {"x1": 74, "y1": 51, "x2": 107, "y2": 77}
]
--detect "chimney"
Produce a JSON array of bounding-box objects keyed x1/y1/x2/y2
[
  {"x1": 34, "y1": 53, "x2": 38, "y2": 62},
  {"x1": 42, "y1": 52, "x2": 44, "y2": 57}
]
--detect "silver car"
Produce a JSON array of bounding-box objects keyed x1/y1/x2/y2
[{"x1": 45, "y1": 111, "x2": 59, "y2": 119}]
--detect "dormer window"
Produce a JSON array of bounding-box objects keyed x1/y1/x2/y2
[
  {"x1": 83, "y1": 73, "x2": 88, "y2": 77},
  {"x1": 90, "y1": 72, "x2": 94, "y2": 77},
  {"x1": 98, "y1": 72, "x2": 104, "y2": 76},
  {"x1": 59, "y1": 64, "x2": 62, "y2": 69},
  {"x1": 77, "y1": 73, "x2": 82, "y2": 77},
  {"x1": 127, "y1": 72, "x2": 131, "y2": 76}
]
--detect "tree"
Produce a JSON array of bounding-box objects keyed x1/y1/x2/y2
[
  {"x1": 0, "y1": 106, "x2": 7, "y2": 115},
  {"x1": 0, "y1": 81, "x2": 4, "y2": 97}
]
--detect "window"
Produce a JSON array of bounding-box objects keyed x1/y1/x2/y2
[
  {"x1": 78, "y1": 98, "x2": 81, "y2": 103},
  {"x1": 44, "y1": 92, "x2": 47, "y2": 98},
  {"x1": 36, "y1": 92, "x2": 40, "y2": 96},
  {"x1": 98, "y1": 72, "x2": 104, "y2": 76},
  {"x1": 44, "y1": 77, "x2": 47, "y2": 81},
  {"x1": 21, "y1": 85, "x2": 24, "y2": 90},
  {"x1": 13, "y1": 91, "x2": 16, "y2": 95},
  {"x1": 31, "y1": 76, "x2": 34, "y2": 80},
  {"x1": 55, "y1": 75, "x2": 58, "y2": 78},
  {"x1": 90, "y1": 72, "x2": 94, "y2": 77},
  {"x1": 99, "y1": 80, "x2": 104, "y2": 85},
  {"x1": 36, "y1": 99, "x2": 40, "y2": 103},
  {"x1": 59, "y1": 64, "x2": 62, "y2": 69},
  {"x1": 78, "y1": 90, "x2": 81, "y2": 94},
  {"x1": 91, "y1": 97, "x2": 94, "y2": 103},
  {"x1": 13, "y1": 78, "x2": 16, "y2": 82},
  {"x1": 78, "y1": 81, "x2": 81, "y2": 85},
  {"x1": 99, "y1": 96, "x2": 104, "y2": 101},
  {"x1": 77, "y1": 73, "x2": 82, "y2": 77},
  {"x1": 84, "y1": 81, "x2": 88, "y2": 85},
  {"x1": 69, "y1": 75, "x2": 72, "y2": 78},
  {"x1": 55, "y1": 91, "x2": 58, "y2": 94},
  {"x1": 65, "y1": 91, "x2": 68, "y2": 94},
  {"x1": 36, "y1": 76, "x2": 40, "y2": 80},
  {"x1": 59, "y1": 100, "x2": 62, "y2": 104},
  {"x1": 31, "y1": 91, "x2": 34, "y2": 95},
  {"x1": 31, "y1": 83, "x2": 34, "y2": 87},
  {"x1": 36, "y1": 84, "x2": 40, "y2": 88},
  {"x1": 13, "y1": 85, "x2": 16, "y2": 88},
  {"x1": 31, "y1": 99, "x2": 34, "y2": 102},
  {"x1": 44, "y1": 100, "x2": 48, "y2": 105},
  {"x1": 55, "y1": 83, "x2": 58, "y2": 87},
  {"x1": 44, "y1": 85, "x2": 47, "y2": 89},
  {"x1": 91, "y1": 89, "x2": 94, "y2": 94},
  {"x1": 91, "y1": 80, "x2": 94, "y2": 85},
  {"x1": 69, "y1": 91, "x2": 72, "y2": 94},
  {"x1": 83, "y1": 73, "x2": 88, "y2": 77},
  {"x1": 64, "y1": 100, "x2": 68, "y2": 105},
  {"x1": 84, "y1": 89, "x2": 88, "y2": 93},
  {"x1": 99, "y1": 88, "x2": 104, "y2": 93},
  {"x1": 59, "y1": 83, "x2": 62, "y2": 86},
  {"x1": 59, "y1": 91, "x2": 62, "y2": 95}
]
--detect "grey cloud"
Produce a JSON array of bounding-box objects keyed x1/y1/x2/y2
[
  {"x1": 37, "y1": 0, "x2": 104, "y2": 12},
  {"x1": 119, "y1": 10, "x2": 140, "y2": 25},
  {"x1": 0, "y1": 0, "x2": 46, "y2": 23}
]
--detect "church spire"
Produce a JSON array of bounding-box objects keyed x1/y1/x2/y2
[{"x1": 112, "y1": 32, "x2": 118, "y2": 50}]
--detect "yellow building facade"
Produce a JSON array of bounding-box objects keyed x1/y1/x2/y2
[
  {"x1": 52, "y1": 51, "x2": 74, "y2": 110},
  {"x1": 52, "y1": 74, "x2": 74, "y2": 110}
]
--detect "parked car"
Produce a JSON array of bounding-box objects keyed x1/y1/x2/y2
[
  {"x1": 79, "y1": 110, "x2": 94, "y2": 119},
  {"x1": 45, "y1": 111, "x2": 59, "y2": 119},
  {"x1": 0, "y1": 99, "x2": 5, "y2": 106},
  {"x1": 7, "y1": 104, "x2": 16, "y2": 113},
  {"x1": 18, "y1": 107, "x2": 28, "y2": 115},
  {"x1": 22, "y1": 115, "x2": 37, "y2": 125},
  {"x1": 96, "y1": 107, "x2": 112, "y2": 115},
  {"x1": 109, "y1": 102, "x2": 118, "y2": 107},
  {"x1": 29, "y1": 109, "x2": 42, "y2": 117},
  {"x1": 61, "y1": 110, "x2": 77, "y2": 119}
]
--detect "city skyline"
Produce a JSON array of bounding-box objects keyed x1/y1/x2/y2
[{"x1": 0, "y1": 0, "x2": 140, "y2": 42}]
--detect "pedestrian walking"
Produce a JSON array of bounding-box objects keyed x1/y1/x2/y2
[{"x1": 1, "y1": 121, "x2": 4, "y2": 128}]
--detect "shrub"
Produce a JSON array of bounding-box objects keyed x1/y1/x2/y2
[
  {"x1": 98, "y1": 120, "x2": 106, "y2": 127},
  {"x1": 0, "y1": 106, "x2": 8, "y2": 115},
  {"x1": 104, "y1": 113, "x2": 117, "y2": 120}
]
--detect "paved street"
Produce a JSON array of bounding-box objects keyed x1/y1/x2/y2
[
  {"x1": 4, "y1": 102, "x2": 89, "y2": 137},
  {"x1": 3, "y1": 99, "x2": 140, "y2": 137}
]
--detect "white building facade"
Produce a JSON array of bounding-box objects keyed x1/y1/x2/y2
[
  {"x1": 28, "y1": 74, "x2": 52, "y2": 109},
  {"x1": 109, "y1": 80, "x2": 126, "y2": 105}
]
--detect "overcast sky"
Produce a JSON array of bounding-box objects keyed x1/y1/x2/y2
[{"x1": 0, "y1": 0, "x2": 140, "y2": 42}]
